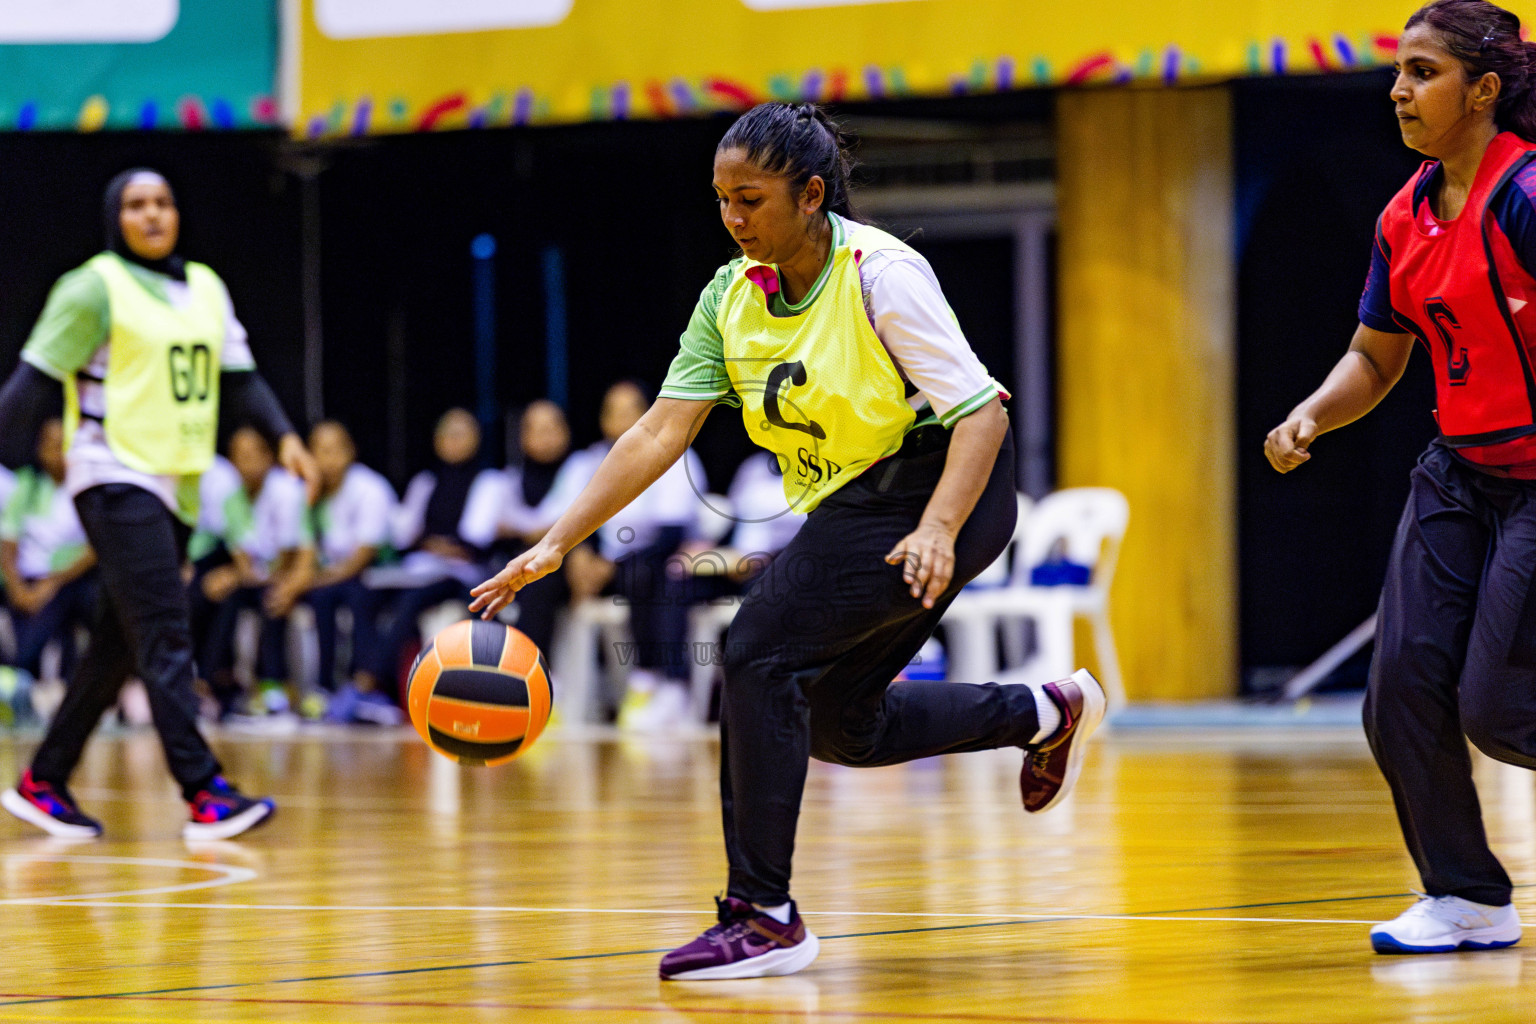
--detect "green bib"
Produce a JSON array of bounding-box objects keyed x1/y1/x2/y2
[
  {"x1": 68, "y1": 252, "x2": 224, "y2": 476},
  {"x1": 718, "y1": 224, "x2": 917, "y2": 514}
]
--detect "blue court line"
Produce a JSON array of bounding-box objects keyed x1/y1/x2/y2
[{"x1": 1, "y1": 885, "x2": 1529, "y2": 1008}]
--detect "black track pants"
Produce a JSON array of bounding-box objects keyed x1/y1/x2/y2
[
  {"x1": 1364, "y1": 442, "x2": 1536, "y2": 907},
  {"x1": 31, "y1": 484, "x2": 221, "y2": 800},
  {"x1": 719, "y1": 432, "x2": 1037, "y2": 905}
]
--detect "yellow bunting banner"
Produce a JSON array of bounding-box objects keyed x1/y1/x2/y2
[{"x1": 296, "y1": 0, "x2": 1440, "y2": 137}]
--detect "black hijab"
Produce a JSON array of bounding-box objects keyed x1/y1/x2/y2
[
  {"x1": 423, "y1": 459, "x2": 481, "y2": 543},
  {"x1": 519, "y1": 456, "x2": 561, "y2": 508},
  {"x1": 103, "y1": 168, "x2": 186, "y2": 282}
]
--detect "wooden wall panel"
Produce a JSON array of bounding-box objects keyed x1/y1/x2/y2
[{"x1": 1056, "y1": 86, "x2": 1236, "y2": 700}]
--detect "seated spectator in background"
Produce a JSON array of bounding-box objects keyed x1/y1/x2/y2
[
  {"x1": 191, "y1": 426, "x2": 312, "y2": 720},
  {"x1": 349, "y1": 408, "x2": 494, "y2": 722},
  {"x1": 681, "y1": 450, "x2": 806, "y2": 588},
  {"x1": 0, "y1": 459, "x2": 14, "y2": 636},
  {"x1": 562, "y1": 380, "x2": 705, "y2": 731},
  {"x1": 0, "y1": 418, "x2": 96, "y2": 688},
  {"x1": 0, "y1": 461, "x2": 19, "y2": 721},
  {"x1": 392, "y1": 408, "x2": 493, "y2": 584},
  {"x1": 186, "y1": 450, "x2": 239, "y2": 713},
  {"x1": 299, "y1": 420, "x2": 397, "y2": 723},
  {"x1": 0, "y1": 464, "x2": 15, "y2": 521},
  {"x1": 461, "y1": 399, "x2": 573, "y2": 653}
]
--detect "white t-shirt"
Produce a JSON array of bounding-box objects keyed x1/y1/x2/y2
[
  {"x1": 0, "y1": 469, "x2": 89, "y2": 580},
  {"x1": 462, "y1": 461, "x2": 569, "y2": 549},
  {"x1": 459, "y1": 470, "x2": 514, "y2": 551},
  {"x1": 726, "y1": 451, "x2": 806, "y2": 557},
  {"x1": 392, "y1": 467, "x2": 503, "y2": 553},
  {"x1": 597, "y1": 443, "x2": 707, "y2": 560},
  {"x1": 857, "y1": 243, "x2": 1006, "y2": 422},
  {"x1": 198, "y1": 465, "x2": 308, "y2": 580},
  {"x1": 314, "y1": 462, "x2": 396, "y2": 568}
]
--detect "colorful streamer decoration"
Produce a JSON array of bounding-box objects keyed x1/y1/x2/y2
[{"x1": 78, "y1": 95, "x2": 109, "y2": 132}]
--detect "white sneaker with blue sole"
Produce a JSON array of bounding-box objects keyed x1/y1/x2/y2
[{"x1": 1371, "y1": 894, "x2": 1522, "y2": 954}]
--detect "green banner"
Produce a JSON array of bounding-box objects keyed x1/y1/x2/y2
[{"x1": 0, "y1": 1, "x2": 279, "y2": 131}]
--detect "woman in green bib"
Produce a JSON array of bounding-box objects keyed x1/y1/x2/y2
[
  {"x1": 471, "y1": 103, "x2": 1106, "y2": 980},
  {"x1": 0, "y1": 169, "x2": 316, "y2": 841}
]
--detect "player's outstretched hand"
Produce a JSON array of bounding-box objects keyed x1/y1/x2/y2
[
  {"x1": 1265, "y1": 415, "x2": 1317, "y2": 474},
  {"x1": 470, "y1": 541, "x2": 565, "y2": 619},
  {"x1": 885, "y1": 522, "x2": 956, "y2": 610}
]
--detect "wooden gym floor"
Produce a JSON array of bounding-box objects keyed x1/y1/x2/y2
[{"x1": 0, "y1": 722, "x2": 1531, "y2": 1023}]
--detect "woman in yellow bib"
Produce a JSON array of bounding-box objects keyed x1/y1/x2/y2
[
  {"x1": 0, "y1": 169, "x2": 317, "y2": 841},
  {"x1": 472, "y1": 104, "x2": 1106, "y2": 980}
]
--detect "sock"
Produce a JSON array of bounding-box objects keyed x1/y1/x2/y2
[
  {"x1": 754, "y1": 901, "x2": 792, "y2": 924},
  {"x1": 1029, "y1": 686, "x2": 1062, "y2": 744}
]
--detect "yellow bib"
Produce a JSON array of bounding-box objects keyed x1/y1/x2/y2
[
  {"x1": 718, "y1": 224, "x2": 917, "y2": 514},
  {"x1": 72, "y1": 253, "x2": 224, "y2": 476}
]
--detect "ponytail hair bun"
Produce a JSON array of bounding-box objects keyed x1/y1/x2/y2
[{"x1": 718, "y1": 102, "x2": 859, "y2": 219}]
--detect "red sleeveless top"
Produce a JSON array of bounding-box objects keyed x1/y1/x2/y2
[{"x1": 1379, "y1": 132, "x2": 1536, "y2": 476}]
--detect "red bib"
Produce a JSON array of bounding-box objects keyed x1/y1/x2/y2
[{"x1": 1380, "y1": 132, "x2": 1536, "y2": 475}]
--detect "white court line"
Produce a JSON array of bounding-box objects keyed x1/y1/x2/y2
[
  {"x1": 6, "y1": 899, "x2": 1379, "y2": 925},
  {"x1": 0, "y1": 855, "x2": 257, "y2": 905}
]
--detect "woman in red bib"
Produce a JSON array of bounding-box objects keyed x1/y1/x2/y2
[
  {"x1": 1266, "y1": 0, "x2": 1536, "y2": 955},
  {"x1": 474, "y1": 102, "x2": 1104, "y2": 980}
]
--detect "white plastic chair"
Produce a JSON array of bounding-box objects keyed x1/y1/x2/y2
[
  {"x1": 551, "y1": 495, "x2": 735, "y2": 725},
  {"x1": 687, "y1": 597, "x2": 739, "y2": 724},
  {"x1": 941, "y1": 487, "x2": 1129, "y2": 710},
  {"x1": 682, "y1": 493, "x2": 738, "y2": 723},
  {"x1": 550, "y1": 599, "x2": 631, "y2": 725}
]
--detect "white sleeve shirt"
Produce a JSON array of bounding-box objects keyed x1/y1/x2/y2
[
  {"x1": 392, "y1": 471, "x2": 435, "y2": 551},
  {"x1": 857, "y1": 245, "x2": 1007, "y2": 426}
]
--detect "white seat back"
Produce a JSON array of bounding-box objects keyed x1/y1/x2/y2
[
  {"x1": 693, "y1": 493, "x2": 736, "y2": 545},
  {"x1": 1011, "y1": 487, "x2": 1129, "y2": 589}
]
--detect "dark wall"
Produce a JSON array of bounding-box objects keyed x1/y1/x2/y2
[
  {"x1": 1234, "y1": 71, "x2": 1435, "y2": 682},
  {"x1": 314, "y1": 118, "x2": 744, "y2": 488}
]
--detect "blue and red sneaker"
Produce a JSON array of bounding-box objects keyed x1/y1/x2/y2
[
  {"x1": 659, "y1": 897, "x2": 820, "y2": 980},
  {"x1": 2, "y1": 770, "x2": 103, "y2": 838},
  {"x1": 183, "y1": 776, "x2": 275, "y2": 841}
]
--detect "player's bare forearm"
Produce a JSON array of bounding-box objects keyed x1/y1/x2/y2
[
  {"x1": 470, "y1": 399, "x2": 712, "y2": 618},
  {"x1": 541, "y1": 398, "x2": 710, "y2": 557},
  {"x1": 884, "y1": 399, "x2": 1007, "y2": 609},
  {"x1": 920, "y1": 397, "x2": 1007, "y2": 538}
]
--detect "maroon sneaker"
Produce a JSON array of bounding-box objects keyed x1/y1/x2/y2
[
  {"x1": 1021, "y1": 668, "x2": 1106, "y2": 813},
  {"x1": 659, "y1": 897, "x2": 820, "y2": 980}
]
